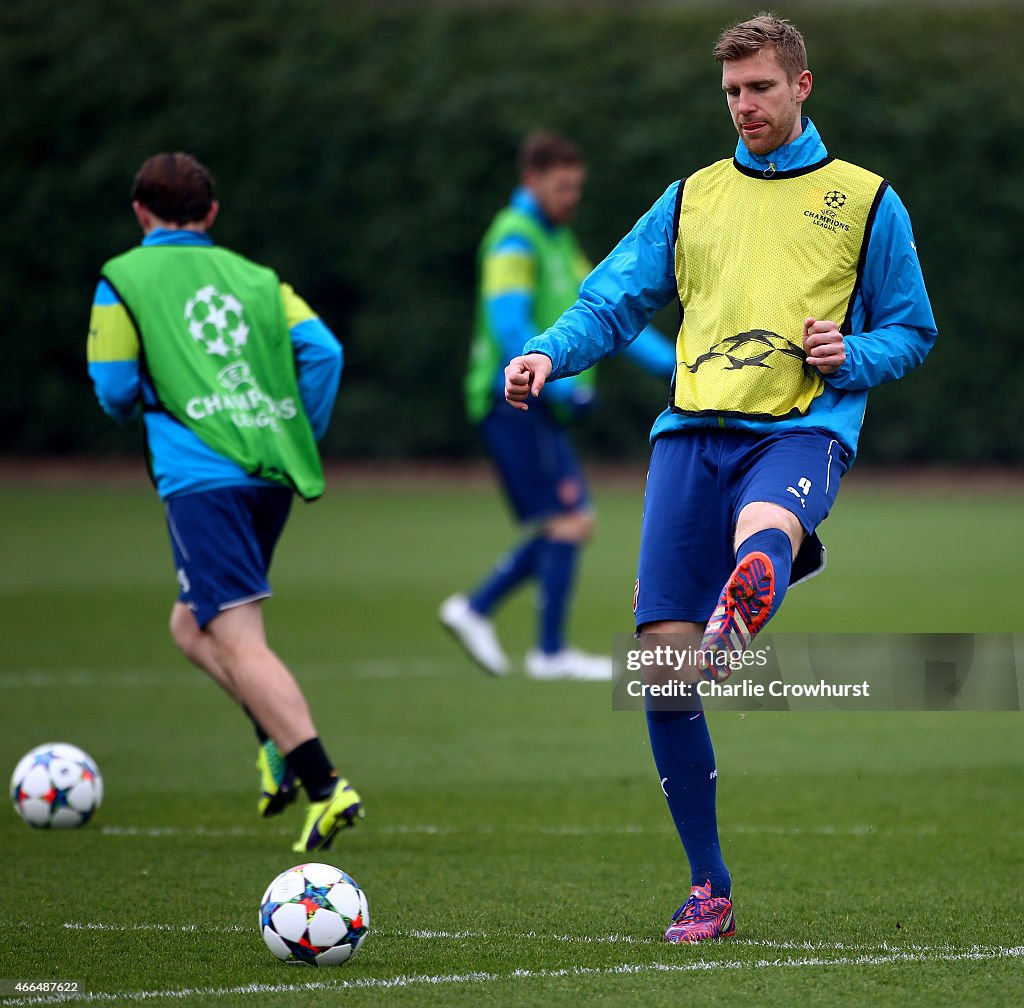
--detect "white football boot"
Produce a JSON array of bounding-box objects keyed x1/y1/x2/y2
[
  {"x1": 525, "y1": 647, "x2": 613, "y2": 681},
  {"x1": 439, "y1": 594, "x2": 510, "y2": 677}
]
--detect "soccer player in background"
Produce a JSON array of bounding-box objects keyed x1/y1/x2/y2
[
  {"x1": 87, "y1": 152, "x2": 363, "y2": 853},
  {"x1": 441, "y1": 131, "x2": 675, "y2": 681},
  {"x1": 505, "y1": 16, "x2": 936, "y2": 940}
]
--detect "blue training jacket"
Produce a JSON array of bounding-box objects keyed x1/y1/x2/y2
[
  {"x1": 524, "y1": 119, "x2": 937, "y2": 459},
  {"x1": 486, "y1": 187, "x2": 676, "y2": 412}
]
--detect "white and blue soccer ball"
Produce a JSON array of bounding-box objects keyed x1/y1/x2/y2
[
  {"x1": 10, "y1": 742, "x2": 104, "y2": 829},
  {"x1": 260, "y1": 862, "x2": 369, "y2": 966}
]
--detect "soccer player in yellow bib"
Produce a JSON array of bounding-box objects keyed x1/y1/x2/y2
[{"x1": 505, "y1": 15, "x2": 936, "y2": 941}]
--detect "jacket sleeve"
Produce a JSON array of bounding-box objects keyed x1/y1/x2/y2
[
  {"x1": 620, "y1": 324, "x2": 676, "y2": 380},
  {"x1": 524, "y1": 182, "x2": 680, "y2": 378},
  {"x1": 86, "y1": 279, "x2": 142, "y2": 424},
  {"x1": 824, "y1": 186, "x2": 937, "y2": 391},
  {"x1": 484, "y1": 232, "x2": 594, "y2": 407},
  {"x1": 483, "y1": 234, "x2": 539, "y2": 363},
  {"x1": 282, "y1": 284, "x2": 343, "y2": 441}
]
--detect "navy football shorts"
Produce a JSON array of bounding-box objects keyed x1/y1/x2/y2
[
  {"x1": 479, "y1": 399, "x2": 590, "y2": 524},
  {"x1": 634, "y1": 427, "x2": 849, "y2": 628},
  {"x1": 163, "y1": 485, "x2": 293, "y2": 629}
]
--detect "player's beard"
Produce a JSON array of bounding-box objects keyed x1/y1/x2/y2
[{"x1": 737, "y1": 104, "x2": 800, "y2": 156}]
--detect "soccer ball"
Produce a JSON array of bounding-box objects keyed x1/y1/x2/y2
[
  {"x1": 10, "y1": 742, "x2": 103, "y2": 829},
  {"x1": 260, "y1": 862, "x2": 369, "y2": 966}
]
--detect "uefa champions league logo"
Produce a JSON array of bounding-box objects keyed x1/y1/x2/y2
[
  {"x1": 184, "y1": 285, "x2": 250, "y2": 358},
  {"x1": 216, "y1": 360, "x2": 255, "y2": 392},
  {"x1": 181, "y1": 288, "x2": 298, "y2": 432},
  {"x1": 682, "y1": 330, "x2": 811, "y2": 374}
]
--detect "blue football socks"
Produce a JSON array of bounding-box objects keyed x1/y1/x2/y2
[
  {"x1": 646, "y1": 706, "x2": 731, "y2": 897},
  {"x1": 468, "y1": 536, "x2": 579, "y2": 655},
  {"x1": 469, "y1": 536, "x2": 543, "y2": 615},
  {"x1": 643, "y1": 528, "x2": 796, "y2": 900},
  {"x1": 537, "y1": 539, "x2": 579, "y2": 654},
  {"x1": 735, "y1": 527, "x2": 794, "y2": 623}
]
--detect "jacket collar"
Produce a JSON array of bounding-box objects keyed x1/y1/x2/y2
[
  {"x1": 510, "y1": 186, "x2": 556, "y2": 231},
  {"x1": 141, "y1": 228, "x2": 214, "y2": 247},
  {"x1": 733, "y1": 117, "x2": 828, "y2": 174}
]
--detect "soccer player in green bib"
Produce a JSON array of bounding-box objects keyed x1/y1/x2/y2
[
  {"x1": 88, "y1": 153, "x2": 362, "y2": 853},
  {"x1": 441, "y1": 132, "x2": 675, "y2": 681},
  {"x1": 506, "y1": 16, "x2": 937, "y2": 940}
]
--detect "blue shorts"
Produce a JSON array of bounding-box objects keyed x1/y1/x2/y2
[
  {"x1": 634, "y1": 428, "x2": 849, "y2": 627},
  {"x1": 164, "y1": 485, "x2": 293, "y2": 629},
  {"x1": 479, "y1": 399, "x2": 590, "y2": 524}
]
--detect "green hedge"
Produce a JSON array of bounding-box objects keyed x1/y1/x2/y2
[{"x1": 2, "y1": 1, "x2": 1022, "y2": 463}]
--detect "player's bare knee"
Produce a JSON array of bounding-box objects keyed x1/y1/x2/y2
[
  {"x1": 639, "y1": 620, "x2": 704, "y2": 638},
  {"x1": 637, "y1": 620, "x2": 705, "y2": 656},
  {"x1": 169, "y1": 604, "x2": 200, "y2": 658},
  {"x1": 546, "y1": 509, "x2": 595, "y2": 543},
  {"x1": 735, "y1": 502, "x2": 803, "y2": 557}
]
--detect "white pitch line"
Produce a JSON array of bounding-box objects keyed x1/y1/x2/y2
[
  {"x1": 53, "y1": 923, "x2": 1024, "y2": 958},
  {"x1": 730, "y1": 823, "x2": 941, "y2": 837},
  {"x1": 0, "y1": 669, "x2": 174, "y2": 689},
  {"x1": 95, "y1": 824, "x2": 653, "y2": 839},
  {"x1": 98, "y1": 826, "x2": 263, "y2": 838},
  {"x1": 63, "y1": 923, "x2": 249, "y2": 935},
  {"x1": 93, "y1": 821, "x2": 945, "y2": 841},
  {"x1": 1, "y1": 947, "x2": 1022, "y2": 1005},
  {"x1": 0, "y1": 659, "x2": 457, "y2": 690},
  {"x1": 52, "y1": 924, "x2": 850, "y2": 950}
]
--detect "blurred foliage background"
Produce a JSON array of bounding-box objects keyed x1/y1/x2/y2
[{"x1": 2, "y1": 0, "x2": 1022, "y2": 464}]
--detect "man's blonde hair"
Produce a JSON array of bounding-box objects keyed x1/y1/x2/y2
[{"x1": 713, "y1": 13, "x2": 808, "y2": 80}]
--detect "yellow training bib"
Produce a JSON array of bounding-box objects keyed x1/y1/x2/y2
[{"x1": 672, "y1": 157, "x2": 885, "y2": 420}]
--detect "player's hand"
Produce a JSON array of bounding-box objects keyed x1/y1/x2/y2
[
  {"x1": 803, "y1": 318, "x2": 846, "y2": 375},
  {"x1": 504, "y1": 353, "x2": 553, "y2": 411}
]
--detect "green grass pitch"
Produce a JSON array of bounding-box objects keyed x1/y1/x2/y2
[{"x1": 0, "y1": 469, "x2": 1022, "y2": 1007}]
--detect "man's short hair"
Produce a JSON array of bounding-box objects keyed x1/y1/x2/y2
[
  {"x1": 713, "y1": 13, "x2": 808, "y2": 80},
  {"x1": 518, "y1": 130, "x2": 584, "y2": 175},
  {"x1": 131, "y1": 152, "x2": 215, "y2": 225}
]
